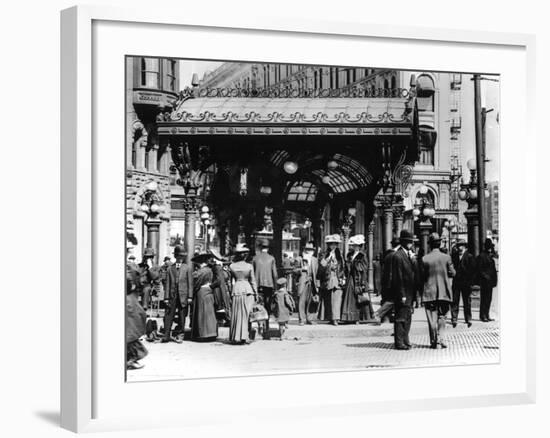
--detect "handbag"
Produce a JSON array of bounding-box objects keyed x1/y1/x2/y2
[
  {"x1": 357, "y1": 292, "x2": 370, "y2": 304},
  {"x1": 249, "y1": 304, "x2": 269, "y2": 323}
]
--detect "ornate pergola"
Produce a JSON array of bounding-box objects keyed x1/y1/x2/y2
[{"x1": 157, "y1": 86, "x2": 434, "y2": 289}]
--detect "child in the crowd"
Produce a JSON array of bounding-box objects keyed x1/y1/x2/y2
[{"x1": 271, "y1": 277, "x2": 296, "y2": 340}]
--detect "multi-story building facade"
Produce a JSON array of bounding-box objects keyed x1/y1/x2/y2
[
  {"x1": 198, "y1": 63, "x2": 468, "y2": 255},
  {"x1": 125, "y1": 56, "x2": 180, "y2": 263}
]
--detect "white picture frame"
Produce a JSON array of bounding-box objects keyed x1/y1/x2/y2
[{"x1": 60, "y1": 5, "x2": 536, "y2": 433}]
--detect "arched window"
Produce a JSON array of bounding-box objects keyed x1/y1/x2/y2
[
  {"x1": 384, "y1": 78, "x2": 389, "y2": 89},
  {"x1": 391, "y1": 75, "x2": 396, "y2": 90},
  {"x1": 416, "y1": 74, "x2": 436, "y2": 111}
]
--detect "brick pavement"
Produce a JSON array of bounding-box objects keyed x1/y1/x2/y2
[{"x1": 127, "y1": 320, "x2": 499, "y2": 382}]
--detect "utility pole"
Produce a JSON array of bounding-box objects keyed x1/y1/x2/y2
[{"x1": 473, "y1": 74, "x2": 487, "y2": 251}]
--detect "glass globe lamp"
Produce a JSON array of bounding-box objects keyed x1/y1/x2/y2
[{"x1": 283, "y1": 161, "x2": 298, "y2": 174}]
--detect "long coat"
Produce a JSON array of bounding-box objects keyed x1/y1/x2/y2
[
  {"x1": 341, "y1": 251, "x2": 368, "y2": 321},
  {"x1": 191, "y1": 266, "x2": 217, "y2": 340},
  {"x1": 252, "y1": 252, "x2": 278, "y2": 289},
  {"x1": 390, "y1": 247, "x2": 417, "y2": 306},
  {"x1": 296, "y1": 255, "x2": 320, "y2": 295},
  {"x1": 452, "y1": 250, "x2": 476, "y2": 288},
  {"x1": 126, "y1": 293, "x2": 146, "y2": 343},
  {"x1": 421, "y1": 248, "x2": 455, "y2": 303},
  {"x1": 476, "y1": 251, "x2": 497, "y2": 288},
  {"x1": 165, "y1": 262, "x2": 194, "y2": 303}
]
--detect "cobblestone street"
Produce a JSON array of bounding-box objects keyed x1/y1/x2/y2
[{"x1": 128, "y1": 316, "x2": 499, "y2": 382}]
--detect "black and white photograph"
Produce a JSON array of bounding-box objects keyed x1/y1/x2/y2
[{"x1": 125, "y1": 57, "x2": 500, "y2": 381}]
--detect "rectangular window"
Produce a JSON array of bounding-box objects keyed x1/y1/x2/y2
[
  {"x1": 141, "y1": 58, "x2": 160, "y2": 88},
  {"x1": 166, "y1": 59, "x2": 177, "y2": 91},
  {"x1": 419, "y1": 148, "x2": 434, "y2": 165}
]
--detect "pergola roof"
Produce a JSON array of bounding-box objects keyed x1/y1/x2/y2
[{"x1": 159, "y1": 96, "x2": 415, "y2": 137}]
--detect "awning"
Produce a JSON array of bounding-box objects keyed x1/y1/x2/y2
[{"x1": 158, "y1": 96, "x2": 416, "y2": 137}]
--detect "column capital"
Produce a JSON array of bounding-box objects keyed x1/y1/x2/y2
[{"x1": 392, "y1": 203, "x2": 405, "y2": 218}]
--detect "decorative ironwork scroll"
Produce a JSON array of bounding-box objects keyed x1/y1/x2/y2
[{"x1": 176, "y1": 86, "x2": 411, "y2": 101}]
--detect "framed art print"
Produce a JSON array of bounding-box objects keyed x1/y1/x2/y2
[{"x1": 61, "y1": 5, "x2": 536, "y2": 432}]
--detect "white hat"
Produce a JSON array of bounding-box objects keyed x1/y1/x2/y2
[
  {"x1": 348, "y1": 234, "x2": 365, "y2": 246},
  {"x1": 325, "y1": 234, "x2": 342, "y2": 244},
  {"x1": 234, "y1": 243, "x2": 250, "y2": 253}
]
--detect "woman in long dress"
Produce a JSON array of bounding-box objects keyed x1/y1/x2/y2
[
  {"x1": 318, "y1": 234, "x2": 345, "y2": 325},
  {"x1": 228, "y1": 244, "x2": 258, "y2": 344},
  {"x1": 190, "y1": 252, "x2": 218, "y2": 342},
  {"x1": 341, "y1": 234, "x2": 368, "y2": 323}
]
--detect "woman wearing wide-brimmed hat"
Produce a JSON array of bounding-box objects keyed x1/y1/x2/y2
[
  {"x1": 318, "y1": 234, "x2": 345, "y2": 325},
  {"x1": 341, "y1": 234, "x2": 370, "y2": 323},
  {"x1": 228, "y1": 243, "x2": 258, "y2": 343},
  {"x1": 190, "y1": 252, "x2": 218, "y2": 342}
]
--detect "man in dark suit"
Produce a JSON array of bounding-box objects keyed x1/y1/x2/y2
[
  {"x1": 422, "y1": 233, "x2": 455, "y2": 349},
  {"x1": 297, "y1": 242, "x2": 320, "y2": 325},
  {"x1": 375, "y1": 237, "x2": 400, "y2": 323},
  {"x1": 390, "y1": 230, "x2": 417, "y2": 350},
  {"x1": 450, "y1": 239, "x2": 476, "y2": 327},
  {"x1": 252, "y1": 239, "x2": 278, "y2": 312},
  {"x1": 252, "y1": 239, "x2": 279, "y2": 338},
  {"x1": 162, "y1": 246, "x2": 193, "y2": 343},
  {"x1": 477, "y1": 238, "x2": 498, "y2": 322}
]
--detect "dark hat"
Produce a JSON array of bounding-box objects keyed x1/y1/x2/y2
[
  {"x1": 191, "y1": 252, "x2": 213, "y2": 264},
  {"x1": 128, "y1": 255, "x2": 136, "y2": 260},
  {"x1": 428, "y1": 232, "x2": 442, "y2": 243},
  {"x1": 484, "y1": 238, "x2": 494, "y2": 249},
  {"x1": 142, "y1": 247, "x2": 155, "y2": 258},
  {"x1": 276, "y1": 277, "x2": 287, "y2": 286},
  {"x1": 258, "y1": 239, "x2": 270, "y2": 248},
  {"x1": 163, "y1": 256, "x2": 171, "y2": 262},
  {"x1": 173, "y1": 245, "x2": 186, "y2": 257},
  {"x1": 399, "y1": 229, "x2": 414, "y2": 242},
  {"x1": 456, "y1": 239, "x2": 468, "y2": 247},
  {"x1": 391, "y1": 237, "x2": 400, "y2": 247}
]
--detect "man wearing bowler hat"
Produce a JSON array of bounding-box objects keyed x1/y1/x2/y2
[
  {"x1": 421, "y1": 233, "x2": 455, "y2": 348},
  {"x1": 162, "y1": 246, "x2": 193, "y2": 343},
  {"x1": 477, "y1": 238, "x2": 498, "y2": 322},
  {"x1": 376, "y1": 237, "x2": 401, "y2": 323},
  {"x1": 390, "y1": 230, "x2": 417, "y2": 349},
  {"x1": 451, "y1": 239, "x2": 476, "y2": 327}
]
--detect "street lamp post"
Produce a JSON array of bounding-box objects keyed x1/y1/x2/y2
[
  {"x1": 200, "y1": 205, "x2": 212, "y2": 251},
  {"x1": 139, "y1": 180, "x2": 166, "y2": 265},
  {"x1": 304, "y1": 218, "x2": 312, "y2": 243},
  {"x1": 442, "y1": 219, "x2": 456, "y2": 253},
  {"x1": 412, "y1": 184, "x2": 436, "y2": 256},
  {"x1": 458, "y1": 158, "x2": 490, "y2": 256},
  {"x1": 170, "y1": 142, "x2": 203, "y2": 264}
]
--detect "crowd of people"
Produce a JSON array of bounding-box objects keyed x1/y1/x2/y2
[{"x1": 126, "y1": 231, "x2": 498, "y2": 370}]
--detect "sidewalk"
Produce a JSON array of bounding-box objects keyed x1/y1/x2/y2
[
  {"x1": 146, "y1": 294, "x2": 498, "y2": 341},
  {"x1": 128, "y1": 318, "x2": 499, "y2": 382}
]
